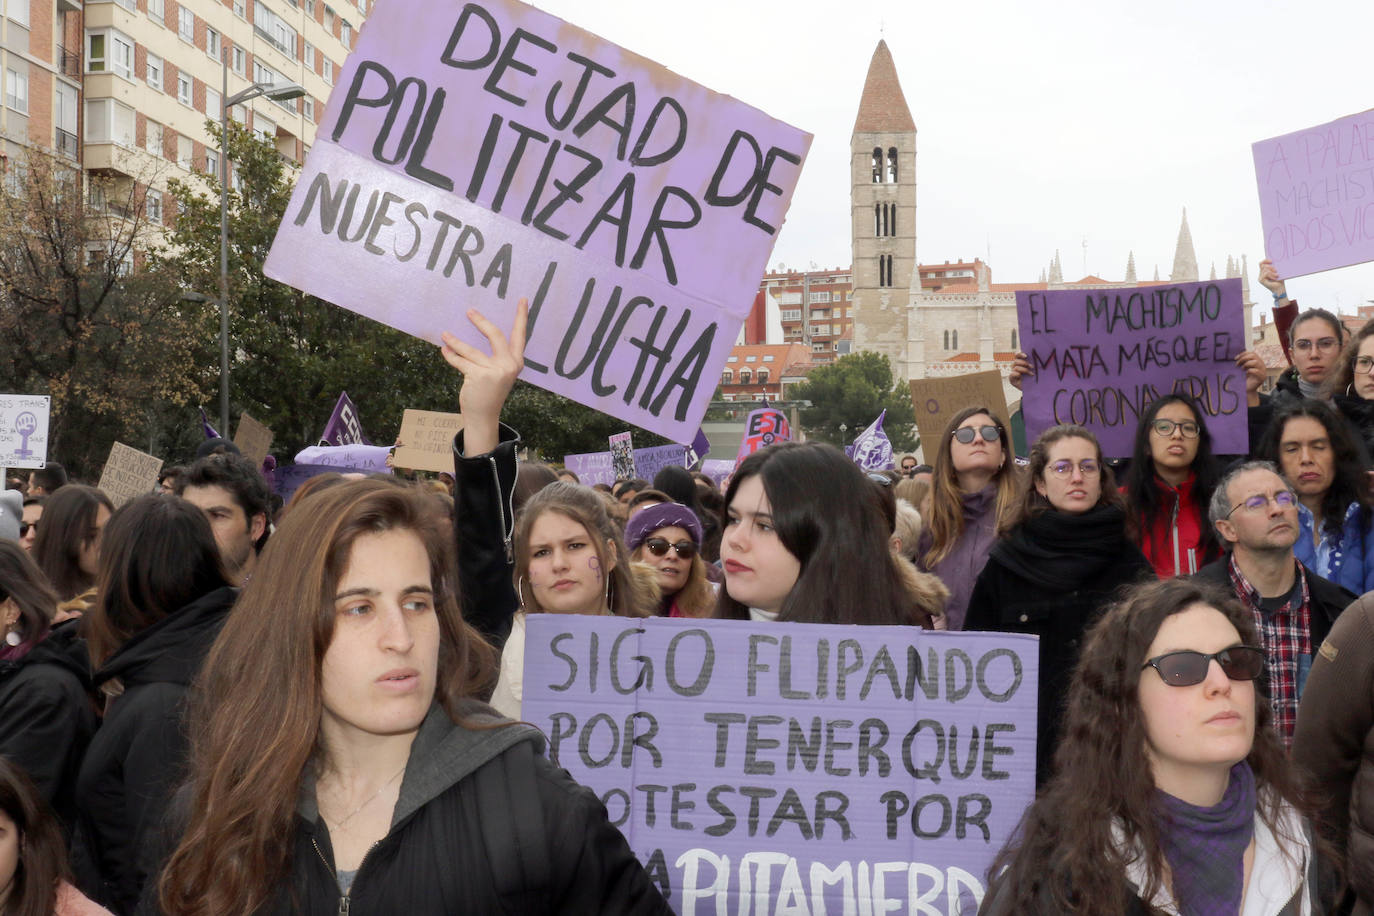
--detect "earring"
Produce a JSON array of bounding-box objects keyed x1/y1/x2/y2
[
  {"x1": 5, "y1": 630, "x2": 21, "y2": 647},
  {"x1": 516, "y1": 577, "x2": 528, "y2": 614},
  {"x1": 603, "y1": 574, "x2": 613, "y2": 615}
]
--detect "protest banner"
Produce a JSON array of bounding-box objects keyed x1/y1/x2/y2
[
  {"x1": 563, "y1": 449, "x2": 616, "y2": 486},
  {"x1": 233, "y1": 413, "x2": 275, "y2": 468},
  {"x1": 566, "y1": 442, "x2": 690, "y2": 485},
  {"x1": 634, "y1": 443, "x2": 688, "y2": 481},
  {"x1": 1252, "y1": 109, "x2": 1374, "y2": 278},
  {"x1": 909, "y1": 371, "x2": 1009, "y2": 464},
  {"x1": 0, "y1": 395, "x2": 49, "y2": 469},
  {"x1": 699, "y1": 458, "x2": 733, "y2": 489},
  {"x1": 523, "y1": 616, "x2": 1036, "y2": 915},
  {"x1": 391, "y1": 409, "x2": 464, "y2": 473},
  {"x1": 734, "y1": 406, "x2": 791, "y2": 466},
  {"x1": 262, "y1": 0, "x2": 811, "y2": 444},
  {"x1": 293, "y1": 443, "x2": 394, "y2": 475},
  {"x1": 318, "y1": 392, "x2": 370, "y2": 447},
  {"x1": 610, "y1": 432, "x2": 636, "y2": 480},
  {"x1": 1015, "y1": 279, "x2": 1247, "y2": 457},
  {"x1": 97, "y1": 442, "x2": 163, "y2": 508},
  {"x1": 270, "y1": 463, "x2": 340, "y2": 502}
]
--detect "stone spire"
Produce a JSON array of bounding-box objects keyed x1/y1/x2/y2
[
  {"x1": 1039, "y1": 268, "x2": 1047, "y2": 284},
  {"x1": 1049, "y1": 250, "x2": 1063, "y2": 284},
  {"x1": 1225, "y1": 255, "x2": 1237, "y2": 278},
  {"x1": 853, "y1": 41, "x2": 916, "y2": 135},
  {"x1": 1209, "y1": 261, "x2": 1217, "y2": 281},
  {"x1": 1124, "y1": 251, "x2": 1137, "y2": 284},
  {"x1": 1241, "y1": 254, "x2": 1250, "y2": 301},
  {"x1": 1153, "y1": 265, "x2": 1160, "y2": 282},
  {"x1": 1171, "y1": 207, "x2": 1199, "y2": 282}
]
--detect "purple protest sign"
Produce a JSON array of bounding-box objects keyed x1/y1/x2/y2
[
  {"x1": 1016, "y1": 279, "x2": 1247, "y2": 457},
  {"x1": 634, "y1": 443, "x2": 688, "y2": 481},
  {"x1": 263, "y1": 0, "x2": 810, "y2": 444},
  {"x1": 1253, "y1": 109, "x2": 1374, "y2": 279},
  {"x1": 564, "y1": 443, "x2": 688, "y2": 487},
  {"x1": 271, "y1": 463, "x2": 339, "y2": 502},
  {"x1": 735, "y1": 407, "x2": 791, "y2": 466},
  {"x1": 293, "y1": 444, "x2": 394, "y2": 475},
  {"x1": 523, "y1": 616, "x2": 1037, "y2": 914},
  {"x1": 563, "y1": 450, "x2": 616, "y2": 486},
  {"x1": 318, "y1": 392, "x2": 369, "y2": 447},
  {"x1": 700, "y1": 458, "x2": 733, "y2": 489}
]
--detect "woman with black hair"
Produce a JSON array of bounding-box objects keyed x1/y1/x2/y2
[
  {"x1": 1259, "y1": 398, "x2": 1374, "y2": 595},
  {"x1": 965, "y1": 425, "x2": 1154, "y2": 784},
  {"x1": 0, "y1": 758, "x2": 110, "y2": 915},
  {"x1": 73, "y1": 495, "x2": 234, "y2": 915},
  {"x1": 1321, "y1": 315, "x2": 1374, "y2": 458},
  {"x1": 0, "y1": 542, "x2": 95, "y2": 834},
  {"x1": 1121, "y1": 394, "x2": 1223, "y2": 578},
  {"x1": 979, "y1": 578, "x2": 1328, "y2": 915},
  {"x1": 715, "y1": 441, "x2": 944, "y2": 627}
]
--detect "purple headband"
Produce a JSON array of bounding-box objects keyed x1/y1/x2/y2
[{"x1": 625, "y1": 503, "x2": 703, "y2": 552}]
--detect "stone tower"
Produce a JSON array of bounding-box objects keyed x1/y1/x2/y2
[
  {"x1": 850, "y1": 40, "x2": 918, "y2": 379},
  {"x1": 1171, "y1": 207, "x2": 1199, "y2": 282}
]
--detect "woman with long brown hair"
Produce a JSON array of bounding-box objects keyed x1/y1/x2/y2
[
  {"x1": 916, "y1": 406, "x2": 1020, "y2": 630},
  {"x1": 0, "y1": 757, "x2": 110, "y2": 915},
  {"x1": 980, "y1": 578, "x2": 1328, "y2": 915},
  {"x1": 30, "y1": 485, "x2": 112, "y2": 618},
  {"x1": 153, "y1": 479, "x2": 666, "y2": 915}
]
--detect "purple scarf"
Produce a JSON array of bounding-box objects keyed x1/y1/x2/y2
[{"x1": 1155, "y1": 761, "x2": 1256, "y2": 916}]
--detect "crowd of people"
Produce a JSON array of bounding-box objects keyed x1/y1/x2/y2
[{"x1": 0, "y1": 266, "x2": 1370, "y2": 913}]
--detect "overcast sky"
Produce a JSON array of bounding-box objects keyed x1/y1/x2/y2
[{"x1": 532, "y1": 0, "x2": 1374, "y2": 324}]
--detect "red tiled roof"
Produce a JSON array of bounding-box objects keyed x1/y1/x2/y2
[
  {"x1": 940, "y1": 352, "x2": 1019, "y2": 363},
  {"x1": 853, "y1": 41, "x2": 915, "y2": 135}
]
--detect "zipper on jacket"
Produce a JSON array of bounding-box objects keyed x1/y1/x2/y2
[
  {"x1": 489, "y1": 454, "x2": 514, "y2": 563},
  {"x1": 1170, "y1": 492, "x2": 1181, "y2": 577},
  {"x1": 313, "y1": 835, "x2": 383, "y2": 916}
]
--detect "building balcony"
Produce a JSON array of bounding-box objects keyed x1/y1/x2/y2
[
  {"x1": 84, "y1": 141, "x2": 158, "y2": 179},
  {"x1": 55, "y1": 128, "x2": 78, "y2": 161},
  {"x1": 57, "y1": 0, "x2": 80, "y2": 12},
  {"x1": 57, "y1": 46, "x2": 80, "y2": 79}
]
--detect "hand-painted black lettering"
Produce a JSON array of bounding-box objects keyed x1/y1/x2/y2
[
  {"x1": 331, "y1": 60, "x2": 395, "y2": 143},
  {"x1": 483, "y1": 28, "x2": 557, "y2": 107},
  {"x1": 629, "y1": 185, "x2": 701, "y2": 286},
  {"x1": 546, "y1": 51, "x2": 614, "y2": 130},
  {"x1": 630, "y1": 96, "x2": 687, "y2": 167}
]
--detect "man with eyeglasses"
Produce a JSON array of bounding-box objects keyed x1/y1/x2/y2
[{"x1": 1192, "y1": 461, "x2": 1354, "y2": 745}]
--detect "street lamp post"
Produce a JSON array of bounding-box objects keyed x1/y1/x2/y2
[{"x1": 216, "y1": 51, "x2": 304, "y2": 436}]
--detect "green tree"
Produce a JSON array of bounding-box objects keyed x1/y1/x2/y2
[
  {"x1": 790, "y1": 351, "x2": 916, "y2": 451},
  {"x1": 156, "y1": 121, "x2": 677, "y2": 462},
  {"x1": 0, "y1": 152, "x2": 209, "y2": 477}
]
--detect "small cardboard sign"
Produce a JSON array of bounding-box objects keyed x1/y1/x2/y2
[
  {"x1": 391, "y1": 409, "x2": 464, "y2": 473},
  {"x1": 0, "y1": 394, "x2": 49, "y2": 469},
  {"x1": 1252, "y1": 108, "x2": 1374, "y2": 278},
  {"x1": 609, "y1": 432, "x2": 636, "y2": 481},
  {"x1": 233, "y1": 413, "x2": 274, "y2": 468},
  {"x1": 262, "y1": 0, "x2": 811, "y2": 443},
  {"x1": 97, "y1": 441, "x2": 163, "y2": 507},
  {"x1": 523, "y1": 616, "x2": 1038, "y2": 915},
  {"x1": 1015, "y1": 279, "x2": 1247, "y2": 457},
  {"x1": 909, "y1": 371, "x2": 1009, "y2": 463}
]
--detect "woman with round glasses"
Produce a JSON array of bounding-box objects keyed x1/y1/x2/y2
[
  {"x1": 916, "y1": 406, "x2": 1021, "y2": 630},
  {"x1": 625, "y1": 504, "x2": 716, "y2": 618},
  {"x1": 1258, "y1": 399, "x2": 1374, "y2": 595},
  {"x1": 979, "y1": 578, "x2": 1328, "y2": 916},
  {"x1": 1121, "y1": 394, "x2": 1223, "y2": 578},
  {"x1": 966, "y1": 424, "x2": 1153, "y2": 784}
]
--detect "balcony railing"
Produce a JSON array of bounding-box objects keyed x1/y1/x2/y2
[
  {"x1": 57, "y1": 46, "x2": 80, "y2": 79},
  {"x1": 55, "y1": 128, "x2": 78, "y2": 161}
]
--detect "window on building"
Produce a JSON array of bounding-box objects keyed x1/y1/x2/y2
[
  {"x1": 205, "y1": 149, "x2": 219, "y2": 177},
  {"x1": 340, "y1": 19, "x2": 352, "y2": 45},
  {"x1": 303, "y1": 97, "x2": 315, "y2": 121},
  {"x1": 178, "y1": 6, "x2": 194, "y2": 41},
  {"x1": 55, "y1": 82, "x2": 78, "y2": 152},
  {"x1": 871, "y1": 146, "x2": 881, "y2": 183},
  {"x1": 206, "y1": 87, "x2": 221, "y2": 117},
  {"x1": 779, "y1": 309, "x2": 801, "y2": 321},
  {"x1": 758, "y1": 369, "x2": 769, "y2": 384},
  {"x1": 5, "y1": 70, "x2": 26, "y2": 114},
  {"x1": 304, "y1": 41, "x2": 315, "y2": 70},
  {"x1": 147, "y1": 0, "x2": 163, "y2": 19},
  {"x1": 146, "y1": 53, "x2": 163, "y2": 89},
  {"x1": 721, "y1": 370, "x2": 732, "y2": 384},
  {"x1": 177, "y1": 73, "x2": 192, "y2": 106},
  {"x1": 145, "y1": 119, "x2": 162, "y2": 155},
  {"x1": 1011, "y1": 328, "x2": 1018, "y2": 350},
  {"x1": 177, "y1": 134, "x2": 193, "y2": 169},
  {"x1": 762, "y1": 355, "x2": 775, "y2": 362},
  {"x1": 233, "y1": 0, "x2": 246, "y2": 18},
  {"x1": 146, "y1": 188, "x2": 162, "y2": 224},
  {"x1": 85, "y1": 98, "x2": 136, "y2": 145},
  {"x1": 254, "y1": 115, "x2": 275, "y2": 142},
  {"x1": 232, "y1": 46, "x2": 246, "y2": 76},
  {"x1": 6, "y1": 0, "x2": 27, "y2": 27},
  {"x1": 87, "y1": 30, "x2": 134, "y2": 79},
  {"x1": 255, "y1": 2, "x2": 299, "y2": 58},
  {"x1": 322, "y1": 58, "x2": 333, "y2": 85},
  {"x1": 878, "y1": 254, "x2": 893, "y2": 288},
  {"x1": 207, "y1": 28, "x2": 221, "y2": 60},
  {"x1": 887, "y1": 147, "x2": 898, "y2": 182},
  {"x1": 324, "y1": 6, "x2": 335, "y2": 30},
  {"x1": 745, "y1": 355, "x2": 756, "y2": 362},
  {"x1": 306, "y1": 0, "x2": 315, "y2": 13},
  {"x1": 230, "y1": 104, "x2": 246, "y2": 124},
  {"x1": 740, "y1": 369, "x2": 752, "y2": 384}
]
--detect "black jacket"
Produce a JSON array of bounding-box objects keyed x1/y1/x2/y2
[
  {"x1": 452, "y1": 423, "x2": 519, "y2": 651},
  {"x1": 73, "y1": 585, "x2": 237, "y2": 916},
  {"x1": 1191, "y1": 554, "x2": 1353, "y2": 653},
  {"x1": 0, "y1": 619, "x2": 95, "y2": 832},
  {"x1": 964, "y1": 518, "x2": 1154, "y2": 784},
  {"x1": 251, "y1": 703, "x2": 670, "y2": 915}
]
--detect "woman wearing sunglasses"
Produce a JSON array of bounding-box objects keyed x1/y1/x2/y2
[
  {"x1": 1121, "y1": 394, "x2": 1223, "y2": 578},
  {"x1": 980, "y1": 578, "x2": 1328, "y2": 916},
  {"x1": 916, "y1": 406, "x2": 1021, "y2": 631},
  {"x1": 965, "y1": 424, "x2": 1154, "y2": 784},
  {"x1": 625, "y1": 505, "x2": 716, "y2": 619}
]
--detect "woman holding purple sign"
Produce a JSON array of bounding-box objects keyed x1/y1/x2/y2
[{"x1": 979, "y1": 578, "x2": 1329, "y2": 916}]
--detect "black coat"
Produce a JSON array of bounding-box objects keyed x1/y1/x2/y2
[
  {"x1": 451, "y1": 423, "x2": 519, "y2": 651},
  {"x1": 0, "y1": 619, "x2": 95, "y2": 832},
  {"x1": 73, "y1": 585, "x2": 237, "y2": 916},
  {"x1": 1191, "y1": 555, "x2": 1353, "y2": 656},
  {"x1": 964, "y1": 517, "x2": 1154, "y2": 785}
]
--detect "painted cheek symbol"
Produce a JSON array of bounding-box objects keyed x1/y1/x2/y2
[{"x1": 587, "y1": 556, "x2": 602, "y2": 581}]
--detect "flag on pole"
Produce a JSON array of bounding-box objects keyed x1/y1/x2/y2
[
  {"x1": 851, "y1": 410, "x2": 894, "y2": 471},
  {"x1": 318, "y1": 392, "x2": 370, "y2": 447},
  {"x1": 198, "y1": 407, "x2": 220, "y2": 440}
]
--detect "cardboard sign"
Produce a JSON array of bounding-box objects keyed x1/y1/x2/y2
[
  {"x1": 908, "y1": 372, "x2": 1009, "y2": 464},
  {"x1": 233, "y1": 413, "x2": 274, "y2": 468},
  {"x1": 1253, "y1": 109, "x2": 1374, "y2": 278},
  {"x1": 392, "y1": 409, "x2": 464, "y2": 473},
  {"x1": 1015, "y1": 279, "x2": 1247, "y2": 458},
  {"x1": 97, "y1": 441, "x2": 163, "y2": 508},
  {"x1": 0, "y1": 395, "x2": 49, "y2": 469},
  {"x1": 610, "y1": 431, "x2": 636, "y2": 480},
  {"x1": 524, "y1": 616, "x2": 1037, "y2": 915},
  {"x1": 262, "y1": 0, "x2": 810, "y2": 444}
]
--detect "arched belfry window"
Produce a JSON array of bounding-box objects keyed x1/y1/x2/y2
[
  {"x1": 1011, "y1": 328, "x2": 1018, "y2": 349},
  {"x1": 871, "y1": 147, "x2": 882, "y2": 183},
  {"x1": 874, "y1": 203, "x2": 881, "y2": 236},
  {"x1": 890, "y1": 205, "x2": 897, "y2": 236},
  {"x1": 887, "y1": 147, "x2": 898, "y2": 183},
  {"x1": 878, "y1": 254, "x2": 893, "y2": 288}
]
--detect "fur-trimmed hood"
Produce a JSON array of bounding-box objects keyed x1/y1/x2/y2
[{"x1": 895, "y1": 554, "x2": 950, "y2": 627}]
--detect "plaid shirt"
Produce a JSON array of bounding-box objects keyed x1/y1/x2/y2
[{"x1": 1228, "y1": 556, "x2": 1310, "y2": 747}]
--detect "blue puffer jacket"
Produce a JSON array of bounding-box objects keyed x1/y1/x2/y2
[{"x1": 1294, "y1": 501, "x2": 1374, "y2": 597}]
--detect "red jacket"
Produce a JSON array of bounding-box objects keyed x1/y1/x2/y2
[{"x1": 1130, "y1": 473, "x2": 1217, "y2": 578}]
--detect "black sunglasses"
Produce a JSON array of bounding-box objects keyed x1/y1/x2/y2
[
  {"x1": 952, "y1": 425, "x2": 1001, "y2": 445},
  {"x1": 1141, "y1": 646, "x2": 1266, "y2": 686},
  {"x1": 18, "y1": 522, "x2": 34, "y2": 537},
  {"x1": 643, "y1": 537, "x2": 696, "y2": 560}
]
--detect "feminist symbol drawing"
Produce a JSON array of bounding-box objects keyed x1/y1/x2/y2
[{"x1": 12, "y1": 411, "x2": 36, "y2": 460}]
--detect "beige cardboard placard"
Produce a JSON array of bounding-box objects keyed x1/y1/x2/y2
[
  {"x1": 233, "y1": 413, "x2": 274, "y2": 468},
  {"x1": 391, "y1": 409, "x2": 463, "y2": 473},
  {"x1": 909, "y1": 370, "x2": 1010, "y2": 462},
  {"x1": 97, "y1": 441, "x2": 163, "y2": 508}
]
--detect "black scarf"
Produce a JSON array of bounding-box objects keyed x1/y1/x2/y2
[{"x1": 991, "y1": 504, "x2": 1130, "y2": 591}]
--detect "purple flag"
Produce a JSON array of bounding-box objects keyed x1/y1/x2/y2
[
  {"x1": 199, "y1": 407, "x2": 220, "y2": 440},
  {"x1": 685, "y1": 427, "x2": 711, "y2": 468},
  {"x1": 851, "y1": 409, "x2": 894, "y2": 470},
  {"x1": 318, "y1": 392, "x2": 370, "y2": 447}
]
